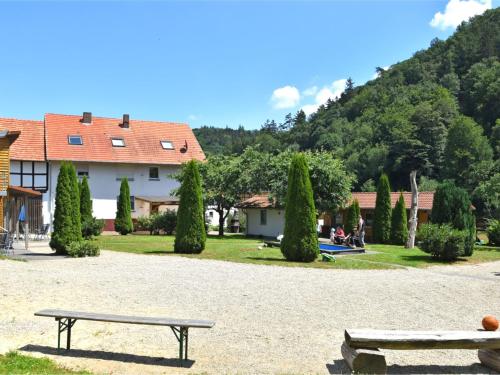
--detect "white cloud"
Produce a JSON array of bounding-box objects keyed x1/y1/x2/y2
[
  {"x1": 270, "y1": 85, "x2": 301, "y2": 109},
  {"x1": 430, "y1": 0, "x2": 491, "y2": 30},
  {"x1": 301, "y1": 79, "x2": 347, "y2": 115},
  {"x1": 301, "y1": 104, "x2": 319, "y2": 116},
  {"x1": 188, "y1": 114, "x2": 198, "y2": 121},
  {"x1": 302, "y1": 86, "x2": 318, "y2": 96}
]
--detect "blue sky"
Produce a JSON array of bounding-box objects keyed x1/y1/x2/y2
[{"x1": 0, "y1": 0, "x2": 497, "y2": 129}]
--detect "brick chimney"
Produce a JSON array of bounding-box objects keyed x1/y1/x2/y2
[
  {"x1": 122, "y1": 114, "x2": 130, "y2": 128},
  {"x1": 82, "y1": 112, "x2": 92, "y2": 124}
]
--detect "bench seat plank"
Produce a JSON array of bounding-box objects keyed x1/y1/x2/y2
[
  {"x1": 345, "y1": 329, "x2": 500, "y2": 350},
  {"x1": 35, "y1": 309, "x2": 215, "y2": 329}
]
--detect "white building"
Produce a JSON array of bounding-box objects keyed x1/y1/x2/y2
[
  {"x1": 236, "y1": 194, "x2": 285, "y2": 238},
  {"x1": 2, "y1": 112, "x2": 205, "y2": 231}
]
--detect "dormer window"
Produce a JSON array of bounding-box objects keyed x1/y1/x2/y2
[
  {"x1": 68, "y1": 135, "x2": 83, "y2": 145},
  {"x1": 161, "y1": 140, "x2": 174, "y2": 150},
  {"x1": 111, "y1": 138, "x2": 125, "y2": 147}
]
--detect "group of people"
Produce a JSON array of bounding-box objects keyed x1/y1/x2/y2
[{"x1": 329, "y1": 215, "x2": 365, "y2": 248}]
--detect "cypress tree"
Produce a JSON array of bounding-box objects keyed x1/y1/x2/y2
[
  {"x1": 345, "y1": 199, "x2": 360, "y2": 234},
  {"x1": 79, "y1": 176, "x2": 92, "y2": 223},
  {"x1": 115, "y1": 178, "x2": 133, "y2": 235},
  {"x1": 281, "y1": 154, "x2": 318, "y2": 262},
  {"x1": 67, "y1": 163, "x2": 82, "y2": 241},
  {"x1": 174, "y1": 160, "x2": 206, "y2": 253},
  {"x1": 50, "y1": 162, "x2": 78, "y2": 254},
  {"x1": 373, "y1": 173, "x2": 392, "y2": 243},
  {"x1": 391, "y1": 193, "x2": 409, "y2": 245}
]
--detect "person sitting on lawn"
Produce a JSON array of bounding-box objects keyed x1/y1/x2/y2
[
  {"x1": 335, "y1": 225, "x2": 346, "y2": 244},
  {"x1": 344, "y1": 230, "x2": 356, "y2": 248},
  {"x1": 330, "y1": 227, "x2": 336, "y2": 243}
]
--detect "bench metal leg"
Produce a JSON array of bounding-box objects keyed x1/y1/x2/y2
[
  {"x1": 56, "y1": 318, "x2": 76, "y2": 352},
  {"x1": 171, "y1": 326, "x2": 189, "y2": 361}
]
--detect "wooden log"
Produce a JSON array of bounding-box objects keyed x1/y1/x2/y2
[
  {"x1": 345, "y1": 329, "x2": 500, "y2": 350},
  {"x1": 341, "y1": 341, "x2": 387, "y2": 374},
  {"x1": 478, "y1": 348, "x2": 500, "y2": 372}
]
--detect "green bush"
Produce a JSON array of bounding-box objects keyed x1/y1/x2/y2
[
  {"x1": 136, "y1": 215, "x2": 155, "y2": 233},
  {"x1": 373, "y1": 173, "x2": 392, "y2": 243},
  {"x1": 174, "y1": 161, "x2": 206, "y2": 253},
  {"x1": 345, "y1": 199, "x2": 360, "y2": 233},
  {"x1": 281, "y1": 153, "x2": 318, "y2": 262},
  {"x1": 417, "y1": 223, "x2": 467, "y2": 261},
  {"x1": 154, "y1": 210, "x2": 177, "y2": 235},
  {"x1": 81, "y1": 217, "x2": 105, "y2": 239},
  {"x1": 431, "y1": 181, "x2": 476, "y2": 256},
  {"x1": 67, "y1": 241, "x2": 100, "y2": 257},
  {"x1": 391, "y1": 193, "x2": 409, "y2": 245},
  {"x1": 50, "y1": 162, "x2": 81, "y2": 254},
  {"x1": 487, "y1": 219, "x2": 500, "y2": 246},
  {"x1": 115, "y1": 178, "x2": 133, "y2": 235}
]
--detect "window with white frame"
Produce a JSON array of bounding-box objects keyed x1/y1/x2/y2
[{"x1": 68, "y1": 135, "x2": 83, "y2": 145}]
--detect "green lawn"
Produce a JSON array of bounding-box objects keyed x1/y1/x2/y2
[
  {"x1": 95, "y1": 234, "x2": 500, "y2": 270},
  {"x1": 0, "y1": 352, "x2": 91, "y2": 375}
]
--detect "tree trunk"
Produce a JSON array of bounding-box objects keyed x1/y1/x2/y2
[
  {"x1": 218, "y1": 208, "x2": 225, "y2": 236},
  {"x1": 406, "y1": 170, "x2": 418, "y2": 249}
]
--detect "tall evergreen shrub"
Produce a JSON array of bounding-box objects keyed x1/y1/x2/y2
[
  {"x1": 115, "y1": 178, "x2": 133, "y2": 235},
  {"x1": 391, "y1": 193, "x2": 409, "y2": 245},
  {"x1": 67, "y1": 163, "x2": 82, "y2": 242},
  {"x1": 79, "y1": 176, "x2": 92, "y2": 223},
  {"x1": 174, "y1": 161, "x2": 206, "y2": 253},
  {"x1": 431, "y1": 182, "x2": 476, "y2": 256},
  {"x1": 345, "y1": 199, "x2": 360, "y2": 233},
  {"x1": 50, "y1": 162, "x2": 79, "y2": 254},
  {"x1": 281, "y1": 154, "x2": 318, "y2": 262},
  {"x1": 373, "y1": 173, "x2": 392, "y2": 243}
]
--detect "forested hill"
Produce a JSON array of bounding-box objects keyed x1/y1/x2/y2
[{"x1": 194, "y1": 8, "x2": 499, "y2": 215}]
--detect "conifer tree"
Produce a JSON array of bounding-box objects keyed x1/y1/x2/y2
[
  {"x1": 174, "y1": 160, "x2": 206, "y2": 253},
  {"x1": 115, "y1": 178, "x2": 133, "y2": 235},
  {"x1": 281, "y1": 154, "x2": 318, "y2": 262},
  {"x1": 67, "y1": 163, "x2": 82, "y2": 241},
  {"x1": 345, "y1": 199, "x2": 360, "y2": 234},
  {"x1": 391, "y1": 193, "x2": 409, "y2": 245},
  {"x1": 50, "y1": 162, "x2": 78, "y2": 254},
  {"x1": 373, "y1": 173, "x2": 392, "y2": 243},
  {"x1": 79, "y1": 176, "x2": 92, "y2": 223}
]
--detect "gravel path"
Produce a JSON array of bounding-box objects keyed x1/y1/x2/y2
[{"x1": 1, "y1": 250, "x2": 499, "y2": 374}]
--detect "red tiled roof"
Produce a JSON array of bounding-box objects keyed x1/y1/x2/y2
[
  {"x1": 0, "y1": 118, "x2": 45, "y2": 161},
  {"x1": 44, "y1": 113, "x2": 205, "y2": 165},
  {"x1": 236, "y1": 194, "x2": 277, "y2": 208},
  {"x1": 350, "y1": 192, "x2": 434, "y2": 210}
]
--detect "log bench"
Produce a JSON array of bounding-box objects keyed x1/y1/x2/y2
[
  {"x1": 35, "y1": 309, "x2": 215, "y2": 361},
  {"x1": 341, "y1": 329, "x2": 500, "y2": 374}
]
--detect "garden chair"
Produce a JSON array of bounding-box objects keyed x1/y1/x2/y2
[
  {"x1": 35, "y1": 224, "x2": 50, "y2": 240},
  {"x1": 0, "y1": 232, "x2": 14, "y2": 256}
]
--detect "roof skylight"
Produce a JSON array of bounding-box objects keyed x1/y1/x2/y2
[
  {"x1": 111, "y1": 138, "x2": 125, "y2": 147},
  {"x1": 68, "y1": 135, "x2": 83, "y2": 145},
  {"x1": 161, "y1": 140, "x2": 174, "y2": 150}
]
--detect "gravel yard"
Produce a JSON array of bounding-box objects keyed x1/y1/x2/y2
[{"x1": 1, "y1": 250, "x2": 499, "y2": 374}]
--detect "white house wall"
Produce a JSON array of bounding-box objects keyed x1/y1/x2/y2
[
  {"x1": 46, "y1": 161, "x2": 181, "y2": 224},
  {"x1": 245, "y1": 208, "x2": 285, "y2": 238}
]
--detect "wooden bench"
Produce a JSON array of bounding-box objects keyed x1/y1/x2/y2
[
  {"x1": 341, "y1": 329, "x2": 500, "y2": 374},
  {"x1": 35, "y1": 309, "x2": 215, "y2": 361}
]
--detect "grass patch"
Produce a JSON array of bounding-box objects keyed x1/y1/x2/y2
[
  {"x1": 0, "y1": 351, "x2": 91, "y2": 375},
  {"x1": 95, "y1": 234, "x2": 500, "y2": 270}
]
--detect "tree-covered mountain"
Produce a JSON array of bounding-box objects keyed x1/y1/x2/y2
[{"x1": 194, "y1": 8, "x2": 499, "y2": 217}]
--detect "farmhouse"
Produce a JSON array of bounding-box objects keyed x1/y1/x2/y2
[
  {"x1": 238, "y1": 192, "x2": 435, "y2": 240},
  {"x1": 0, "y1": 112, "x2": 204, "y2": 231}
]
